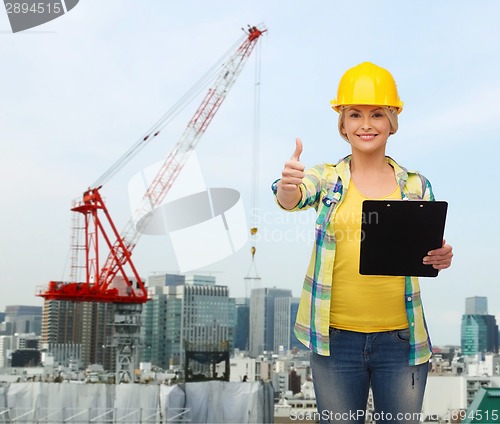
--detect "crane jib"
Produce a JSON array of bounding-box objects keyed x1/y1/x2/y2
[{"x1": 37, "y1": 24, "x2": 266, "y2": 304}]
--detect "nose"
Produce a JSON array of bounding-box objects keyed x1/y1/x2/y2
[{"x1": 361, "y1": 117, "x2": 372, "y2": 130}]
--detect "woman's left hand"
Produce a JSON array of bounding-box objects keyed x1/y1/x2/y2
[{"x1": 423, "y1": 240, "x2": 453, "y2": 270}]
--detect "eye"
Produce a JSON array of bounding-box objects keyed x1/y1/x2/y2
[
  {"x1": 349, "y1": 112, "x2": 361, "y2": 118},
  {"x1": 372, "y1": 112, "x2": 384, "y2": 118}
]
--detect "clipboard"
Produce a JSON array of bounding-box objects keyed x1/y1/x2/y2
[{"x1": 359, "y1": 200, "x2": 448, "y2": 277}]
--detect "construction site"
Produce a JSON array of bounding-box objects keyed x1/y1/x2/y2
[{"x1": 1, "y1": 24, "x2": 276, "y2": 423}]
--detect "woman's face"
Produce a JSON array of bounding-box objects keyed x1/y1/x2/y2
[{"x1": 341, "y1": 105, "x2": 392, "y2": 154}]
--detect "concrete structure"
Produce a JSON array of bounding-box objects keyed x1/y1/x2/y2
[
  {"x1": 465, "y1": 353, "x2": 500, "y2": 377},
  {"x1": 13, "y1": 333, "x2": 39, "y2": 350},
  {"x1": 44, "y1": 343, "x2": 82, "y2": 369},
  {"x1": 0, "y1": 333, "x2": 41, "y2": 368},
  {"x1": 272, "y1": 351, "x2": 312, "y2": 397},
  {"x1": 220, "y1": 352, "x2": 259, "y2": 382}
]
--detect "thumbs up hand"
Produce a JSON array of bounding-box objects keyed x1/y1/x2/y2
[
  {"x1": 280, "y1": 138, "x2": 305, "y2": 192},
  {"x1": 276, "y1": 138, "x2": 305, "y2": 209},
  {"x1": 290, "y1": 137, "x2": 303, "y2": 161}
]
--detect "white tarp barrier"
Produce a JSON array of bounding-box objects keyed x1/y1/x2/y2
[
  {"x1": 0, "y1": 380, "x2": 273, "y2": 423},
  {"x1": 184, "y1": 381, "x2": 212, "y2": 422},
  {"x1": 0, "y1": 385, "x2": 8, "y2": 424},
  {"x1": 5, "y1": 382, "x2": 45, "y2": 422},
  {"x1": 6, "y1": 382, "x2": 114, "y2": 422},
  {"x1": 159, "y1": 384, "x2": 186, "y2": 422},
  {"x1": 114, "y1": 384, "x2": 160, "y2": 423},
  {"x1": 68, "y1": 384, "x2": 114, "y2": 422},
  {"x1": 185, "y1": 381, "x2": 272, "y2": 423}
]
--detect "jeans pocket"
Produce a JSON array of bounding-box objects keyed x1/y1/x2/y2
[{"x1": 394, "y1": 328, "x2": 411, "y2": 343}]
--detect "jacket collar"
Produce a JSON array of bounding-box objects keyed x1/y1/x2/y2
[{"x1": 331, "y1": 154, "x2": 410, "y2": 186}]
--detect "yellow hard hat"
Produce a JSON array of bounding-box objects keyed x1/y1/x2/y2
[{"x1": 330, "y1": 62, "x2": 403, "y2": 114}]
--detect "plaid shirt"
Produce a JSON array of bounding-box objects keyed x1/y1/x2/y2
[{"x1": 272, "y1": 155, "x2": 434, "y2": 365}]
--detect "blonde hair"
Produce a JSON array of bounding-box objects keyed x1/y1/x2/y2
[{"x1": 338, "y1": 106, "x2": 399, "y2": 143}]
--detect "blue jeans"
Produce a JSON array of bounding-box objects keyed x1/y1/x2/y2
[{"x1": 311, "y1": 328, "x2": 428, "y2": 424}]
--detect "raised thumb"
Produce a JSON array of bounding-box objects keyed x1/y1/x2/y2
[{"x1": 291, "y1": 137, "x2": 303, "y2": 161}]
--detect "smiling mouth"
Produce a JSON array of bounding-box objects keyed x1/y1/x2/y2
[{"x1": 357, "y1": 134, "x2": 377, "y2": 141}]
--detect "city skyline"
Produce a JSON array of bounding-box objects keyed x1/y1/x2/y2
[
  {"x1": 3, "y1": 285, "x2": 498, "y2": 352},
  {"x1": 2, "y1": 1, "x2": 500, "y2": 348}
]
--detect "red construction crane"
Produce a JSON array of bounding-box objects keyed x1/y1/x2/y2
[{"x1": 37, "y1": 24, "x2": 266, "y2": 305}]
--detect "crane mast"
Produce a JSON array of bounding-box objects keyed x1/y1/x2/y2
[{"x1": 37, "y1": 25, "x2": 265, "y2": 383}]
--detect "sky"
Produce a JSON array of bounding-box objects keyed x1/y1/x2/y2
[{"x1": 1, "y1": 0, "x2": 499, "y2": 346}]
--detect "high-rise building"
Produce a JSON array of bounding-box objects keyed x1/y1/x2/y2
[
  {"x1": 274, "y1": 297, "x2": 305, "y2": 352},
  {"x1": 461, "y1": 315, "x2": 488, "y2": 355},
  {"x1": 289, "y1": 300, "x2": 305, "y2": 351},
  {"x1": 461, "y1": 296, "x2": 499, "y2": 356},
  {"x1": 483, "y1": 315, "x2": 499, "y2": 353},
  {"x1": 140, "y1": 286, "x2": 170, "y2": 367},
  {"x1": 140, "y1": 274, "x2": 235, "y2": 372},
  {"x1": 249, "y1": 287, "x2": 292, "y2": 357},
  {"x1": 0, "y1": 336, "x2": 11, "y2": 367},
  {"x1": 148, "y1": 273, "x2": 185, "y2": 288},
  {"x1": 41, "y1": 300, "x2": 114, "y2": 369},
  {"x1": 465, "y1": 296, "x2": 488, "y2": 315},
  {"x1": 234, "y1": 298, "x2": 250, "y2": 351},
  {"x1": 2, "y1": 305, "x2": 42, "y2": 336},
  {"x1": 1, "y1": 306, "x2": 43, "y2": 365}
]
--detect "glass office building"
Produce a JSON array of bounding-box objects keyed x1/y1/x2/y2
[{"x1": 140, "y1": 274, "x2": 235, "y2": 371}]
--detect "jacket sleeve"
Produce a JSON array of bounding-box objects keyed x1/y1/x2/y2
[{"x1": 420, "y1": 174, "x2": 435, "y2": 201}]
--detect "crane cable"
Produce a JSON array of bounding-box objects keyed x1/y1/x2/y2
[
  {"x1": 92, "y1": 35, "x2": 246, "y2": 188},
  {"x1": 247, "y1": 36, "x2": 262, "y2": 280},
  {"x1": 246, "y1": 40, "x2": 262, "y2": 347},
  {"x1": 65, "y1": 34, "x2": 246, "y2": 282}
]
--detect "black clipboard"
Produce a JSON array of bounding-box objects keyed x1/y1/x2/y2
[{"x1": 359, "y1": 200, "x2": 448, "y2": 277}]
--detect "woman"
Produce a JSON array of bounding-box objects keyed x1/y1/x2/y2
[{"x1": 272, "y1": 62, "x2": 453, "y2": 423}]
